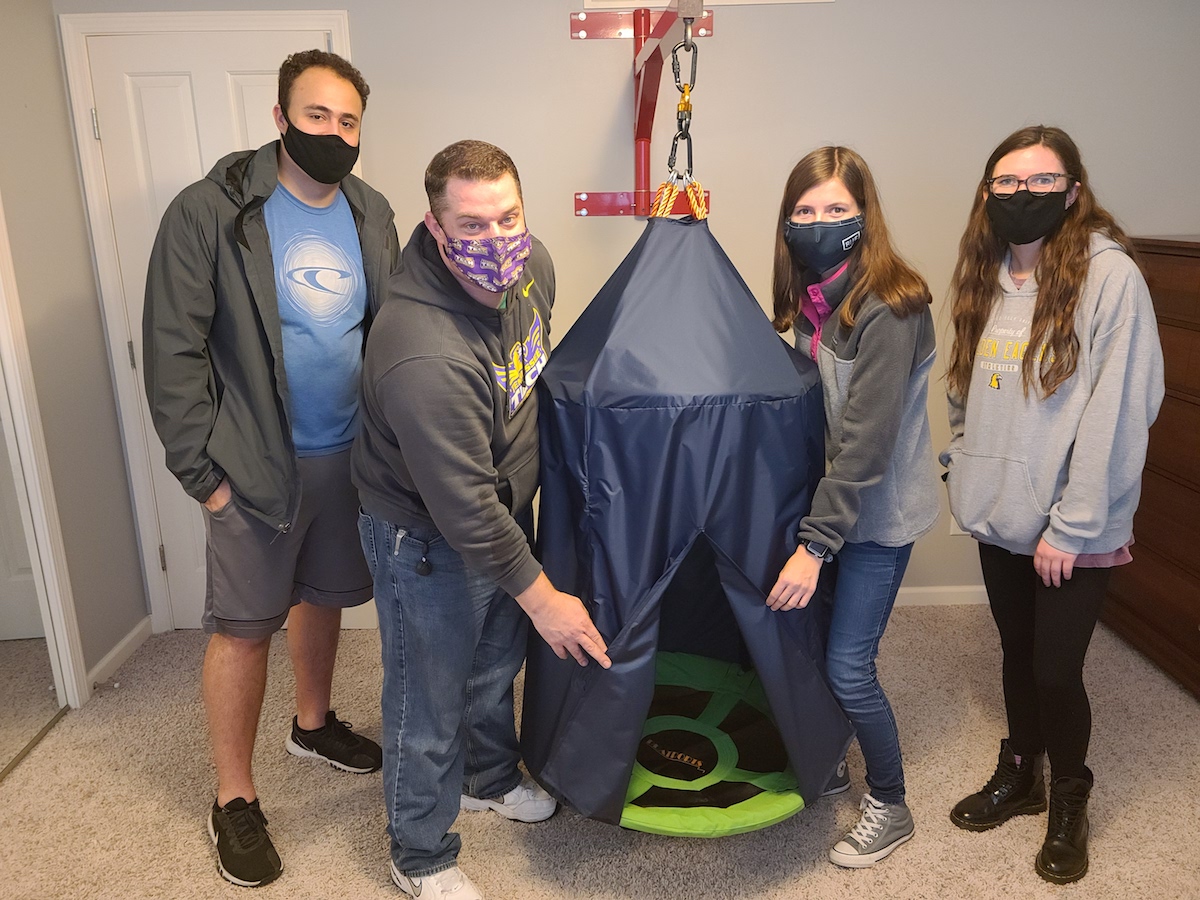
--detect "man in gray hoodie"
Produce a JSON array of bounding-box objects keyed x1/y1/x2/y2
[
  {"x1": 353, "y1": 140, "x2": 610, "y2": 900},
  {"x1": 143, "y1": 51, "x2": 395, "y2": 888}
]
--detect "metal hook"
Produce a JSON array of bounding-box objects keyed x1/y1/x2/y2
[
  {"x1": 667, "y1": 130, "x2": 694, "y2": 178},
  {"x1": 671, "y1": 38, "x2": 698, "y2": 92},
  {"x1": 683, "y1": 17, "x2": 694, "y2": 51}
]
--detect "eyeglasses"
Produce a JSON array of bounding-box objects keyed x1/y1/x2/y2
[{"x1": 986, "y1": 173, "x2": 1074, "y2": 198}]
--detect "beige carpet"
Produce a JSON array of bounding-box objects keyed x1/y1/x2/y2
[
  {"x1": 0, "y1": 637, "x2": 60, "y2": 770},
  {"x1": 1, "y1": 605, "x2": 1197, "y2": 899}
]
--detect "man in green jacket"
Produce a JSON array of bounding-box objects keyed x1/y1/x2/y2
[{"x1": 142, "y1": 50, "x2": 397, "y2": 888}]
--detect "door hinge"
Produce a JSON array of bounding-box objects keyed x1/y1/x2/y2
[
  {"x1": 158, "y1": 544, "x2": 167, "y2": 571},
  {"x1": 127, "y1": 341, "x2": 136, "y2": 370},
  {"x1": 326, "y1": 33, "x2": 333, "y2": 52},
  {"x1": 90, "y1": 107, "x2": 100, "y2": 141}
]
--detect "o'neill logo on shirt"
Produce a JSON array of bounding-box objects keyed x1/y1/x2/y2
[
  {"x1": 278, "y1": 231, "x2": 360, "y2": 324},
  {"x1": 492, "y1": 308, "x2": 549, "y2": 416}
]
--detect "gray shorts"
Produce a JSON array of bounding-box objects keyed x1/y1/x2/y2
[{"x1": 203, "y1": 448, "x2": 372, "y2": 638}]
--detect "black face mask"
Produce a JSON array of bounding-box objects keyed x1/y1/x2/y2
[
  {"x1": 783, "y1": 216, "x2": 864, "y2": 274},
  {"x1": 985, "y1": 190, "x2": 1071, "y2": 246},
  {"x1": 280, "y1": 110, "x2": 360, "y2": 185}
]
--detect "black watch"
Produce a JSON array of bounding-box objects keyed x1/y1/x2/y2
[{"x1": 800, "y1": 539, "x2": 834, "y2": 564}]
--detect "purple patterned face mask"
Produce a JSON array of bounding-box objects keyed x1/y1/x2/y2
[{"x1": 443, "y1": 230, "x2": 532, "y2": 293}]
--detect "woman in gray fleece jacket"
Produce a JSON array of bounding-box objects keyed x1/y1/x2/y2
[
  {"x1": 943, "y1": 126, "x2": 1164, "y2": 885},
  {"x1": 766, "y1": 146, "x2": 940, "y2": 869}
]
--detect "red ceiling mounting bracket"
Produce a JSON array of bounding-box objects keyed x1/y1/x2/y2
[{"x1": 571, "y1": 5, "x2": 714, "y2": 217}]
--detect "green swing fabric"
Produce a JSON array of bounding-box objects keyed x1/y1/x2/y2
[{"x1": 620, "y1": 652, "x2": 805, "y2": 837}]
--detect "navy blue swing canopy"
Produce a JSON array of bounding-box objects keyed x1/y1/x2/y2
[{"x1": 522, "y1": 216, "x2": 854, "y2": 835}]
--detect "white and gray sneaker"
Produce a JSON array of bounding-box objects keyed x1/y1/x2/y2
[
  {"x1": 829, "y1": 792, "x2": 915, "y2": 868},
  {"x1": 460, "y1": 776, "x2": 557, "y2": 823},
  {"x1": 391, "y1": 860, "x2": 483, "y2": 899}
]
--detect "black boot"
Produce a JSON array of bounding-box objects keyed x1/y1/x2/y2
[
  {"x1": 950, "y1": 740, "x2": 1047, "y2": 831},
  {"x1": 1035, "y1": 770, "x2": 1092, "y2": 884}
]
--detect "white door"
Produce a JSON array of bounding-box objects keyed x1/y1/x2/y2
[
  {"x1": 0, "y1": 413, "x2": 40, "y2": 641},
  {"x1": 80, "y1": 23, "x2": 370, "y2": 629}
]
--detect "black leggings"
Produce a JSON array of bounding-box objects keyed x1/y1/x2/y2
[{"x1": 978, "y1": 542, "x2": 1111, "y2": 781}]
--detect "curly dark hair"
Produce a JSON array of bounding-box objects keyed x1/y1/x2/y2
[{"x1": 278, "y1": 49, "x2": 369, "y2": 113}]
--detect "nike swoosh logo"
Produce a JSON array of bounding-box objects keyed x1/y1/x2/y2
[{"x1": 522, "y1": 276, "x2": 535, "y2": 298}]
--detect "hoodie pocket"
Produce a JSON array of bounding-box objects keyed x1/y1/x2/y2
[{"x1": 947, "y1": 450, "x2": 1049, "y2": 548}]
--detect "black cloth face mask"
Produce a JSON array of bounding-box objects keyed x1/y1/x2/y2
[
  {"x1": 280, "y1": 110, "x2": 360, "y2": 185},
  {"x1": 783, "y1": 216, "x2": 864, "y2": 274},
  {"x1": 985, "y1": 190, "x2": 1071, "y2": 246}
]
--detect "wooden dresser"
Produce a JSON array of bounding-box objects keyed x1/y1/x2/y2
[{"x1": 1102, "y1": 236, "x2": 1200, "y2": 698}]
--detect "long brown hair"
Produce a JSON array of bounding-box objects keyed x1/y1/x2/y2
[
  {"x1": 946, "y1": 125, "x2": 1137, "y2": 399},
  {"x1": 772, "y1": 146, "x2": 930, "y2": 333}
]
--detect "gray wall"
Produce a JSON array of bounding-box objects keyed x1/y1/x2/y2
[
  {"x1": 36, "y1": 0, "x2": 1200, "y2": 629},
  {"x1": 0, "y1": 0, "x2": 145, "y2": 670}
]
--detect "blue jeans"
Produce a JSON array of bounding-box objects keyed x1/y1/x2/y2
[
  {"x1": 358, "y1": 510, "x2": 527, "y2": 876},
  {"x1": 825, "y1": 540, "x2": 912, "y2": 805}
]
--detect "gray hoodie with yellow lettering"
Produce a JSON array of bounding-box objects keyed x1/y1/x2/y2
[{"x1": 941, "y1": 234, "x2": 1165, "y2": 556}]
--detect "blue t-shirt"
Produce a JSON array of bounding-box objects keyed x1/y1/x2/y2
[{"x1": 264, "y1": 183, "x2": 367, "y2": 456}]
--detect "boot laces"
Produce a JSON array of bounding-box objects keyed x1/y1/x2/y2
[
  {"x1": 982, "y1": 755, "x2": 1022, "y2": 794},
  {"x1": 1048, "y1": 792, "x2": 1086, "y2": 837}
]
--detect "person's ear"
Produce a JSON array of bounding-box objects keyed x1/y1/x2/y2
[
  {"x1": 424, "y1": 211, "x2": 447, "y2": 248},
  {"x1": 1066, "y1": 181, "x2": 1080, "y2": 209}
]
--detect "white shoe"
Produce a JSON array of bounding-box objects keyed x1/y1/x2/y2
[
  {"x1": 460, "y1": 776, "x2": 557, "y2": 823},
  {"x1": 391, "y1": 861, "x2": 483, "y2": 899}
]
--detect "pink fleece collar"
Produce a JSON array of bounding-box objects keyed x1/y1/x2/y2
[{"x1": 800, "y1": 261, "x2": 849, "y2": 360}]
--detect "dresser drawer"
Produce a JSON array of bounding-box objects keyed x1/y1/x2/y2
[
  {"x1": 1107, "y1": 547, "x2": 1200, "y2": 663},
  {"x1": 1160, "y1": 322, "x2": 1200, "y2": 396},
  {"x1": 1146, "y1": 395, "x2": 1200, "y2": 488},
  {"x1": 1142, "y1": 251, "x2": 1200, "y2": 328},
  {"x1": 1132, "y1": 469, "x2": 1200, "y2": 579}
]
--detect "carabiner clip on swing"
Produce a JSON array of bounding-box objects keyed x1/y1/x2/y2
[
  {"x1": 668, "y1": 28, "x2": 698, "y2": 178},
  {"x1": 653, "y1": 17, "x2": 707, "y2": 219}
]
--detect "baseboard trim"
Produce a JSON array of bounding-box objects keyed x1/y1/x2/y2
[
  {"x1": 895, "y1": 585, "x2": 988, "y2": 606},
  {"x1": 86, "y1": 615, "x2": 152, "y2": 689}
]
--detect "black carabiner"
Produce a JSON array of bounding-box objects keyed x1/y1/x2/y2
[
  {"x1": 667, "y1": 130, "x2": 694, "y2": 178},
  {"x1": 671, "y1": 38, "x2": 698, "y2": 93}
]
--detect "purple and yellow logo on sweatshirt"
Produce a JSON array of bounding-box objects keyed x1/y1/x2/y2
[{"x1": 493, "y1": 307, "x2": 548, "y2": 416}]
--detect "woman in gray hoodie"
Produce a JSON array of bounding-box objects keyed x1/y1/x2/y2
[{"x1": 943, "y1": 126, "x2": 1164, "y2": 885}]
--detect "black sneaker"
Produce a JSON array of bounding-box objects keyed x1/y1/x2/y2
[
  {"x1": 208, "y1": 797, "x2": 282, "y2": 887},
  {"x1": 285, "y1": 710, "x2": 382, "y2": 773}
]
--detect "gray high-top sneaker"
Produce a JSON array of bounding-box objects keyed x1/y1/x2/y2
[{"x1": 829, "y1": 792, "x2": 915, "y2": 868}]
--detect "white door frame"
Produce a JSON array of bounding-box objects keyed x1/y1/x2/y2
[
  {"x1": 0, "y1": 190, "x2": 86, "y2": 709},
  {"x1": 60, "y1": 11, "x2": 353, "y2": 633}
]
